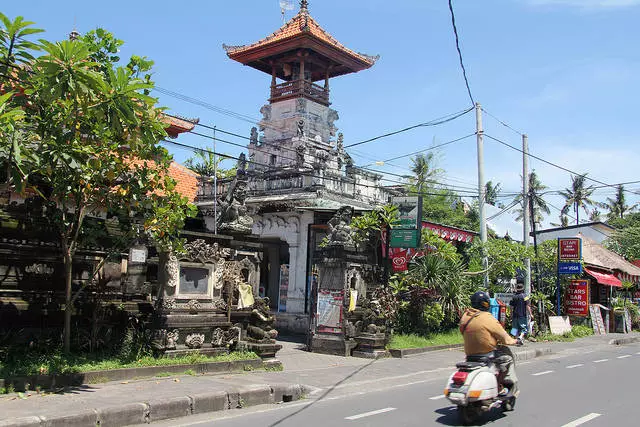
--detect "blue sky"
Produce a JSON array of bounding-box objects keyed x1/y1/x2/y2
[{"x1": 8, "y1": 0, "x2": 640, "y2": 228}]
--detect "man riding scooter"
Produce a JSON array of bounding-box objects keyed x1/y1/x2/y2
[{"x1": 459, "y1": 291, "x2": 521, "y2": 395}]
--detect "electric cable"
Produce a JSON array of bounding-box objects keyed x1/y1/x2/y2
[{"x1": 448, "y1": 0, "x2": 474, "y2": 105}]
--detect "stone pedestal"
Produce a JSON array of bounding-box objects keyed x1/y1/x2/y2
[
  {"x1": 310, "y1": 334, "x2": 357, "y2": 357},
  {"x1": 352, "y1": 333, "x2": 389, "y2": 359}
]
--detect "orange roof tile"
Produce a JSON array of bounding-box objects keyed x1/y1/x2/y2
[
  {"x1": 167, "y1": 161, "x2": 199, "y2": 202},
  {"x1": 224, "y1": 7, "x2": 378, "y2": 69},
  {"x1": 162, "y1": 114, "x2": 199, "y2": 138}
]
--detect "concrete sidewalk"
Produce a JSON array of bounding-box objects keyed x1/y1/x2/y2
[{"x1": 0, "y1": 332, "x2": 637, "y2": 427}]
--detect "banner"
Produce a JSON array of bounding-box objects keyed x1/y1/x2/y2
[{"x1": 317, "y1": 290, "x2": 343, "y2": 334}]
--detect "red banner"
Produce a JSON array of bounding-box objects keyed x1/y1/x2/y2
[{"x1": 566, "y1": 279, "x2": 590, "y2": 316}]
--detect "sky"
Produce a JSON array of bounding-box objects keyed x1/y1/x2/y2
[{"x1": 6, "y1": 0, "x2": 640, "y2": 231}]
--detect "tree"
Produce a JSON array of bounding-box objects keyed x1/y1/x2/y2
[
  {"x1": 560, "y1": 173, "x2": 596, "y2": 225},
  {"x1": 466, "y1": 237, "x2": 533, "y2": 293},
  {"x1": 408, "y1": 152, "x2": 442, "y2": 192},
  {"x1": 513, "y1": 171, "x2": 550, "y2": 229},
  {"x1": 184, "y1": 149, "x2": 236, "y2": 178},
  {"x1": 3, "y1": 21, "x2": 195, "y2": 352},
  {"x1": 605, "y1": 184, "x2": 636, "y2": 221},
  {"x1": 484, "y1": 180, "x2": 501, "y2": 206}
]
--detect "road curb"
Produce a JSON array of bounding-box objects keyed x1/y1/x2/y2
[
  {"x1": 0, "y1": 383, "x2": 305, "y2": 427},
  {"x1": 609, "y1": 336, "x2": 640, "y2": 346},
  {"x1": 388, "y1": 344, "x2": 464, "y2": 358},
  {"x1": 513, "y1": 346, "x2": 552, "y2": 362}
]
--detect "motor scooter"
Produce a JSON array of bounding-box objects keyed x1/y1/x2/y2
[{"x1": 444, "y1": 343, "x2": 520, "y2": 425}]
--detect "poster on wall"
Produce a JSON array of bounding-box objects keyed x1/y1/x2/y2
[
  {"x1": 316, "y1": 290, "x2": 344, "y2": 334},
  {"x1": 278, "y1": 264, "x2": 289, "y2": 313}
]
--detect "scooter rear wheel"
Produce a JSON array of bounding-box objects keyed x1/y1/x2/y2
[
  {"x1": 458, "y1": 405, "x2": 481, "y2": 425},
  {"x1": 502, "y1": 396, "x2": 516, "y2": 412}
]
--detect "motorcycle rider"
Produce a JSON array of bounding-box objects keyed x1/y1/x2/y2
[{"x1": 459, "y1": 290, "x2": 520, "y2": 394}]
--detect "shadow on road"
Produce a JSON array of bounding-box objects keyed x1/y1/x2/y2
[
  {"x1": 434, "y1": 406, "x2": 507, "y2": 426},
  {"x1": 267, "y1": 358, "x2": 379, "y2": 427}
]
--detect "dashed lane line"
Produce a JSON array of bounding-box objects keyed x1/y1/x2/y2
[
  {"x1": 617, "y1": 355, "x2": 632, "y2": 359},
  {"x1": 345, "y1": 407, "x2": 396, "y2": 420},
  {"x1": 567, "y1": 364, "x2": 583, "y2": 369},
  {"x1": 429, "y1": 395, "x2": 446, "y2": 400},
  {"x1": 532, "y1": 370, "x2": 554, "y2": 376},
  {"x1": 560, "y1": 412, "x2": 602, "y2": 427},
  {"x1": 593, "y1": 359, "x2": 609, "y2": 363}
]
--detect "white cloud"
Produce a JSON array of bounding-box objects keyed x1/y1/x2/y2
[{"x1": 528, "y1": 0, "x2": 640, "y2": 9}]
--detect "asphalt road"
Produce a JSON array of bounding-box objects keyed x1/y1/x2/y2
[{"x1": 144, "y1": 342, "x2": 640, "y2": 427}]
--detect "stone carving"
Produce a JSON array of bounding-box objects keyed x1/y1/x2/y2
[
  {"x1": 259, "y1": 104, "x2": 271, "y2": 123},
  {"x1": 211, "y1": 297, "x2": 227, "y2": 310},
  {"x1": 336, "y1": 133, "x2": 344, "y2": 152},
  {"x1": 219, "y1": 179, "x2": 254, "y2": 234},
  {"x1": 296, "y1": 98, "x2": 306, "y2": 113},
  {"x1": 327, "y1": 206, "x2": 355, "y2": 247},
  {"x1": 253, "y1": 215, "x2": 300, "y2": 236},
  {"x1": 181, "y1": 240, "x2": 232, "y2": 263},
  {"x1": 246, "y1": 297, "x2": 278, "y2": 343},
  {"x1": 295, "y1": 145, "x2": 306, "y2": 167},
  {"x1": 238, "y1": 153, "x2": 247, "y2": 176},
  {"x1": 356, "y1": 298, "x2": 386, "y2": 334},
  {"x1": 167, "y1": 254, "x2": 179, "y2": 288},
  {"x1": 185, "y1": 333, "x2": 205, "y2": 349},
  {"x1": 213, "y1": 259, "x2": 226, "y2": 290},
  {"x1": 296, "y1": 119, "x2": 305, "y2": 137},
  {"x1": 327, "y1": 109, "x2": 339, "y2": 136},
  {"x1": 250, "y1": 127, "x2": 258, "y2": 145},
  {"x1": 166, "y1": 329, "x2": 179, "y2": 350},
  {"x1": 24, "y1": 263, "x2": 54, "y2": 276},
  {"x1": 211, "y1": 326, "x2": 240, "y2": 348},
  {"x1": 187, "y1": 299, "x2": 201, "y2": 314},
  {"x1": 162, "y1": 297, "x2": 176, "y2": 311}
]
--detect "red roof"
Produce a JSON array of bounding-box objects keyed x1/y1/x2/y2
[
  {"x1": 224, "y1": 5, "x2": 378, "y2": 79},
  {"x1": 163, "y1": 114, "x2": 198, "y2": 138},
  {"x1": 584, "y1": 266, "x2": 622, "y2": 288},
  {"x1": 168, "y1": 162, "x2": 199, "y2": 202}
]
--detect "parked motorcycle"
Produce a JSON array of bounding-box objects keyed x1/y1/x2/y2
[{"x1": 443, "y1": 344, "x2": 520, "y2": 425}]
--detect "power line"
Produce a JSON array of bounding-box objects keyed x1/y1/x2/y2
[
  {"x1": 448, "y1": 0, "x2": 474, "y2": 105},
  {"x1": 481, "y1": 107, "x2": 524, "y2": 136},
  {"x1": 344, "y1": 107, "x2": 473, "y2": 148}
]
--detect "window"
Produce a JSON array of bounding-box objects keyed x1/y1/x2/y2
[{"x1": 270, "y1": 154, "x2": 277, "y2": 166}]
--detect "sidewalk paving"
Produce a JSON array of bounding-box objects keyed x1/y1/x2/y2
[{"x1": 0, "y1": 332, "x2": 637, "y2": 427}]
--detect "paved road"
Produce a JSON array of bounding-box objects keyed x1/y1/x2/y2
[{"x1": 144, "y1": 341, "x2": 640, "y2": 427}]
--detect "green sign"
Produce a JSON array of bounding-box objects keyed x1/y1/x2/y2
[
  {"x1": 390, "y1": 229, "x2": 420, "y2": 248},
  {"x1": 392, "y1": 196, "x2": 421, "y2": 229}
]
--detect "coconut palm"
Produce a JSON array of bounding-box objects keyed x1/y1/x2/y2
[
  {"x1": 560, "y1": 173, "x2": 596, "y2": 225},
  {"x1": 485, "y1": 180, "x2": 501, "y2": 206},
  {"x1": 605, "y1": 184, "x2": 637, "y2": 220},
  {"x1": 513, "y1": 171, "x2": 551, "y2": 229},
  {"x1": 408, "y1": 152, "x2": 442, "y2": 192}
]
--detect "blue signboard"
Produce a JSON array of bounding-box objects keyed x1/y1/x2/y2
[{"x1": 558, "y1": 262, "x2": 582, "y2": 275}]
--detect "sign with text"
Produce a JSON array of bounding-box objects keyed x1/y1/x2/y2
[
  {"x1": 389, "y1": 229, "x2": 420, "y2": 248},
  {"x1": 558, "y1": 262, "x2": 582, "y2": 275},
  {"x1": 566, "y1": 279, "x2": 590, "y2": 316},
  {"x1": 494, "y1": 293, "x2": 515, "y2": 305},
  {"x1": 558, "y1": 238, "x2": 582, "y2": 260},
  {"x1": 392, "y1": 196, "x2": 422, "y2": 229}
]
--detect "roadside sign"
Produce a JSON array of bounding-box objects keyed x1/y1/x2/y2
[
  {"x1": 558, "y1": 262, "x2": 582, "y2": 275},
  {"x1": 494, "y1": 293, "x2": 515, "y2": 304},
  {"x1": 392, "y1": 196, "x2": 422, "y2": 229},
  {"x1": 389, "y1": 229, "x2": 420, "y2": 248},
  {"x1": 558, "y1": 238, "x2": 582, "y2": 260},
  {"x1": 566, "y1": 280, "x2": 590, "y2": 317}
]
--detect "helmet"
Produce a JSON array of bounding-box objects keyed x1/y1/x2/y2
[{"x1": 471, "y1": 291, "x2": 491, "y2": 311}]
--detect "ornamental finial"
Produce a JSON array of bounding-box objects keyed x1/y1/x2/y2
[{"x1": 300, "y1": 0, "x2": 308, "y2": 12}]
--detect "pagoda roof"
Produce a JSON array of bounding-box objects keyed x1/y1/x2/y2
[
  {"x1": 223, "y1": 2, "x2": 378, "y2": 80},
  {"x1": 162, "y1": 114, "x2": 199, "y2": 138}
]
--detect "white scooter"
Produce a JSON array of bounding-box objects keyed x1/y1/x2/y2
[{"x1": 444, "y1": 343, "x2": 520, "y2": 425}]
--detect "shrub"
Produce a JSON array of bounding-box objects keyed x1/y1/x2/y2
[{"x1": 422, "y1": 303, "x2": 445, "y2": 332}]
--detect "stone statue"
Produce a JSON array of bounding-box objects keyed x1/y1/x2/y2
[
  {"x1": 327, "y1": 206, "x2": 355, "y2": 248},
  {"x1": 250, "y1": 127, "x2": 258, "y2": 145},
  {"x1": 327, "y1": 109, "x2": 339, "y2": 137},
  {"x1": 295, "y1": 145, "x2": 306, "y2": 167},
  {"x1": 219, "y1": 178, "x2": 254, "y2": 234},
  {"x1": 336, "y1": 133, "x2": 344, "y2": 152},
  {"x1": 260, "y1": 104, "x2": 271, "y2": 122},
  {"x1": 246, "y1": 297, "x2": 278, "y2": 342},
  {"x1": 296, "y1": 119, "x2": 305, "y2": 137},
  {"x1": 237, "y1": 153, "x2": 247, "y2": 176}
]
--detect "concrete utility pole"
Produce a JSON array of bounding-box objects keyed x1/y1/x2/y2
[
  {"x1": 476, "y1": 103, "x2": 488, "y2": 287},
  {"x1": 213, "y1": 126, "x2": 218, "y2": 235},
  {"x1": 523, "y1": 134, "x2": 531, "y2": 296}
]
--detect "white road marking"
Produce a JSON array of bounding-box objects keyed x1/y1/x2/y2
[
  {"x1": 618, "y1": 355, "x2": 632, "y2": 359},
  {"x1": 561, "y1": 412, "x2": 602, "y2": 427},
  {"x1": 594, "y1": 359, "x2": 609, "y2": 363},
  {"x1": 429, "y1": 395, "x2": 446, "y2": 400},
  {"x1": 567, "y1": 364, "x2": 583, "y2": 369},
  {"x1": 532, "y1": 370, "x2": 554, "y2": 376},
  {"x1": 345, "y1": 407, "x2": 396, "y2": 420}
]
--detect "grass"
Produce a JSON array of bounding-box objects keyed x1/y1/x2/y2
[
  {"x1": 535, "y1": 325, "x2": 594, "y2": 342},
  {"x1": 388, "y1": 329, "x2": 463, "y2": 350},
  {"x1": 0, "y1": 351, "x2": 259, "y2": 378}
]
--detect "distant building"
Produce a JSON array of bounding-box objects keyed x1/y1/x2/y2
[{"x1": 533, "y1": 222, "x2": 615, "y2": 245}]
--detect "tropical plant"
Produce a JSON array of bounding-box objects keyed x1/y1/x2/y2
[
  {"x1": 605, "y1": 184, "x2": 636, "y2": 221},
  {"x1": 484, "y1": 180, "x2": 501, "y2": 206},
  {"x1": 350, "y1": 204, "x2": 399, "y2": 262},
  {"x1": 466, "y1": 237, "x2": 534, "y2": 291},
  {"x1": 408, "y1": 152, "x2": 442, "y2": 192},
  {"x1": 184, "y1": 149, "x2": 236, "y2": 178},
  {"x1": 513, "y1": 171, "x2": 550, "y2": 230},
  {"x1": 4, "y1": 22, "x2": 196, "y2": 352},
  {"x1": 560, "y1": 173, "x2": 597, "y2": 225}
]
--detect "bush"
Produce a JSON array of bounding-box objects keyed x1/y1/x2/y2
[{"x1": 422, "y1": 303, "x2": 445, "y2": 332}]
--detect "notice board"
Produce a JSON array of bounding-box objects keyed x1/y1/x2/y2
[{"x1": 589, "y1": 304, "x2": 606, "y2": 335}]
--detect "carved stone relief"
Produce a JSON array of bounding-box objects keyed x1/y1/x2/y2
[
  {"x1": 187, "y1": 299, "x2": 201, "y2": 314},
  {"x1": 166, "y1": 329, "x2": 179, "y2": 350},
  {"x1": 185, "y1": 333, "x2": 205, "y2": 349},
  {"x1": 167, "y1": 254, "x2": 179, "y2": 289}
]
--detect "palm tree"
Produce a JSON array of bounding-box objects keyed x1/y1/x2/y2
[
  {"x1": 513, "y1": 171, "x2": 551, "y2": 230},
  {"x1": 559, "y1": 173, "x2": 596, "y2": 225},
  {"x1": 184, "y1": 149, "x2": 235, "y2": 178},
  {"x1": 485, "y1": 180, "x2": 502, "y2": 206},
  {"x1": 409, "y1": 152, "x2": 442, "y2": 192},
  {"x1": 605, "y1": 184, "x2": 636, "y2": 221}
]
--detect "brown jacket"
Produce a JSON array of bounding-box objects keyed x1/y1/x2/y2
[{"x1": 459, "y1": 308, "x2": 516, "y2": 355}]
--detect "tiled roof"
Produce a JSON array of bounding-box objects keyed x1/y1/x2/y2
[
  {"x1": 224, "y1": 8, "x2": 378, "y2": 66},
  {"x1": 162, "y1": 114, "x2": 199, "y2": 138},
  {"x1": 168, "y1": 162, "x2": 199, "y2": 202}
]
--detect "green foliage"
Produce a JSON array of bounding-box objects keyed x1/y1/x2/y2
[
  {"x1": 350, "y1": 204, "x2": 399, "y2": 258},
  {"x1": 184, "y1": 149, "x2": 236, "y2": 178},
  {"x1": 536, "y1": 325, "x2": 594, "y2": 342},
  {"x1": 466, "y1": 237, "x2": 534, "y2": 290},
  {"x1": 422, "y1": 302, "x2": 445, "y2": 331},
  {"x1": 484, "y1": 181, "x2": 501, "y2": 206},
  {"x1": 513, "y1": 171, "x2": 550, "y2": 229},
  {"x1": 560, "y1": 173, "x2": 597, "y2": 225},
  {"x1": 388, "y1": 329, "x2": 463, "y2": 350}
]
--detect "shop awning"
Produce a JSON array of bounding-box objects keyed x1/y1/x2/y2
[{"x1": 584, "y1": 267, "x2": 622, "y2": 287}]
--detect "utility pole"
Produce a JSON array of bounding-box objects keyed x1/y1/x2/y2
[
  {"x1": 476, "y1": 103, "x2": 488, "y2": 287},
  {"x1": 523, "y1": 134, "x2": 531, "y2": 296},
  {"x1": 213, "y1": 126, "x2": 218, "y2": 235}
]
